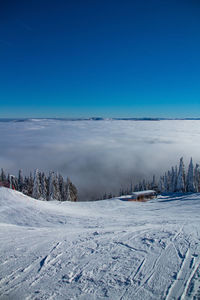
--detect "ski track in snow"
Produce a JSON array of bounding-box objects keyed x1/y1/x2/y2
[{"x1": 0, "y1": 188, "x2": 200, "y2": 299}]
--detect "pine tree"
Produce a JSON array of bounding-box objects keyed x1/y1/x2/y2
[
  {"x1": 18, "y1": 169, "x2": 24, "y2": 192},
  {"x1": 171, "y1": 166, "x2": 177, "y2": 192},
  {"x1": 48, "y1": 171, "x2": 56, "y2": 201},
  {"x1": 129, "y1": 181, "x2": 133, "y2": 194},
  {"x1": 54, "y1": 173, "x2": 61, "y2": 201},
  {"x1": 142, "y1": 179, "x2": 146, "y2": 191},
  {"x1": 41, "y1": 172, "x2": 47, "y2": 200},
  {"x1": 151, "y1": 175, "x2": 157, "y2": 190},
  {"x1": 58, "y1": 174, "x2": 66, "y2": 201},
  {"x1": 103, "y1": 192, "x2": 107, "y2": 199},
  {"x1": 186, "y1": 158, "x2": 195, "y2": 192},
  {"x1": 176, "y1": 157, "x2": 186, "y2": 192},
  {"x1": 66, "y1": 177, "x2": 77, "y2": 202},
  {"x1": 194, "y1": 164, "x2": 200, "y2": 192},
  {"x1": 32, "y1": 169, "x2": 41, "y2": 199},
  {"x1": 164, "y1": 173, "x2": 169, "y2": 192},
  {"x1": 23, "y1": 176, "x2": 29, "y2": 195},
  {"x1": 139, "y1": 181, "x2": 143, "y2": 191},
  {"x1": 1, "y1": 168, "x2": 6, "y2": 182},
  {"x1": 158, "y1": 176, "x2": 164, "y2": 193},
  {"x1": 66, "y1": 178, "x2": 72, "y2": 201},
  {"x1": 27, "y1": 172, "x2": 34, "y2": 196}
]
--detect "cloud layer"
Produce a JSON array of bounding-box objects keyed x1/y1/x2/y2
[{"x1": 1, "y1": 119, "x2": 200, "y2": 200}]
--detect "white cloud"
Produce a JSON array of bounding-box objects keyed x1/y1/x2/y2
[{"x1": 0, "y1": 119, "x2": 200, "y2": 200}]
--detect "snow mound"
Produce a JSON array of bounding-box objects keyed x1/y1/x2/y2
[{"x1": 0, "y1": 187, "x2": 200, "y2": 299}]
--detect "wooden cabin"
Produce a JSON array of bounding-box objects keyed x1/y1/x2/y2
[{"x1": 118, "y1": 190, "x2": 156, "y2": 202}]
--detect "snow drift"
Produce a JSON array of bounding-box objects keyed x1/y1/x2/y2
[{"x1": 0, "y1": 187, "x2": 200, "y2": 299}]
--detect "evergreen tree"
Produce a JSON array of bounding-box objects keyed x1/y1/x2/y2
[
  {"x1": 186, "y1": 158, "x2": 195, "y2": 192},
  {"x1": 164, "y1": 173, "x2": 168, "y2": 192},
  {"x1": 66, "y1": 177, "x2": 77, "y2": 202},
  {"x1": 41, "y1": 172, "x2": 48, "y2": 200},
  {"x1": 18, "y1": 169, "x2": 24, "y2": 192},
  {"x1": 129, "y1": 181, "x2": 133, "y2": 194},
  {"x1": 151, "y1": 175, "x2": 157, "y2": 190},
  {"x1": 23, "y1": 176, "x2": 29, "y2": 195},
  {"x1": 66, "y1": 179, "x2": 72, "y2": 201},
  {"x1": 103, "y1": 192, "x2": 107, "y2": 200},
  {"x1": 1, "y1": 168, "x2": 6, "y2": 182},
  {"x1": 142, "y1": 179, "x2": 146, "y2": 191},
  {"x1": 158, "y1": 176, "x2": 164, "y2": 193},
  {"x1": 28, "y1": 172, "x2": 34, "y2": 196},
  {"x1": 171, "y1": 166, "x2": 177, "y2": 192},
  {"x1": 194, "y1": 164, "x2": 200, "y2": 192},
  {"x1": 58, "y1": 174, "x2": 65, "y2": 201},
  {"x1": 32, "y1": 169, "x2": 41, "y2": 199},
  {"x1": 54, "y1": 173, "x2": 61, "y2": 201},
  {"x1": 176, "y1": 157, "x2": 186, "y2": 192},
  {"x1": 48, "y1": 171, "x2": 56, "y2": 201}
]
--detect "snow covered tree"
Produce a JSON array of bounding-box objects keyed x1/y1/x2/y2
[
  {"x1": 171, "y1": 166, "x2": 177, "y2": 192},
  {"x1": 134, "y1": 184, "x2": 139, "y2": 192},
  {"x1": 164, "y1": 173, "x2": 169, "y2": 192},
  {"x1": 54, "y1": 173, "x2": 61, "y2": 201},
  {"x1": 139, "y1": 181, "x2": 143, "y2": 191},
  {"x1": 41, "y1": 172, "x2": 48, "y2": 200},
  {"x1": 18, "y1": 169, "x2": 24, "y2": 192},
  {"x1": 142, "y1": 179, "x2": 147, "y2": 191},
  {"x1": 186, "y1": 158, "x2": 195, "y2": 192},
  {"x1": 32, "y1": 169, "x2": 42, "y2": 199},
  {"x1": 58, "y1": 174, "x2": 66, "y2": 201},
  {"x1": 0, "y1": 168, "x2": 6, "y2": 182},
  {"x1": 151, "y1": 175, "x2": 157, "y2": 190},
  {"x1": 27, "y1": 172, "x2": 34, "y2": 196},
  {"x1": 66, "y1": 177, "x2": 77, "y2": 202},
  {"x1": 102, "y1": 192, "x2": 107, "y2": 200},
  {"x1": 22, "y1": 176, "x2": 30, "y2": 195},
  {"x1": 129, "y1": 181, "x2": 133, "y2": 194},
  {"x1": 176, "y1": 157, "x2": 186, "y2": 192},
  {"x1": 194, "y1": 164, "x2": 200, "y2": 192},
  {"x1": 66, "y1": 179, "x2": 72, "y2": 201},
  {"x1": 158, "y1": 176, "x2": 164, "y2": 193},
  {"x1": 48, "y1": 171, "x2": 56, "y2": 201}
]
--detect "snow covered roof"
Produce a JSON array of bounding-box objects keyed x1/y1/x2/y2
[
  {"x1": 118, "y1": 195, "x2": 133, "y2": 199},
  {"x1": 132, "y1": 190, "x2": 156, "y2": 196}
]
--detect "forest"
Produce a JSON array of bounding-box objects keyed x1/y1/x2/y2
[
  {"x1": 0, "y1": 157, "x2": 198, "y2": 202},
  {"x1": 0, "y1": 169, "x2": 77, "y2": 202}
]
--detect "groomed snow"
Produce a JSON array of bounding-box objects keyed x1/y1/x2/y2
[{"x1": 0, "y1": 187, "x2": 200, "y2": 299}]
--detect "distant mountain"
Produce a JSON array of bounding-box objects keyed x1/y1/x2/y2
[{"x1": 1, "y1": 117, "x2": 200, "y2": 122}]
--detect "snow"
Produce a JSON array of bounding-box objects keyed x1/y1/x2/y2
[
  {"x1": 0, "y1": 187, "x2": 200, "y2": 299},
  {"x1": 118, "y1": 195, "x2": 133, "y2": 199},
  {"x1": 132, "y1": 190, "x2": 156, "y2": 196}
]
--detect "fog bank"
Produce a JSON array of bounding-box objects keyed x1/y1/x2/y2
[{"x1": 0, "y1": 119, "x2": 200, "y2": 200}]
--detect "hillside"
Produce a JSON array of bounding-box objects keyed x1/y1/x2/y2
[{"x1": 0, "y1": 187, "x2": 200, "y2": 299}]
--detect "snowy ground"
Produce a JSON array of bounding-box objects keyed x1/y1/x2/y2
[{"x1": 0, "y1": 187, "x2": 200, "y2": 300}]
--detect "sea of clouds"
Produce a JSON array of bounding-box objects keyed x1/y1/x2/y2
[{"x1": 1, "y1": 119, "x2": 200, "y2": 200}]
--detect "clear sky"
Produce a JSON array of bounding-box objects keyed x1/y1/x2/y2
[{"x1": 0, "y1": 0, "x2": 200, "y2": 118}]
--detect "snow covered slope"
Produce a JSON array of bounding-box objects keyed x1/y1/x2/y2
[{"x1": 0, "y1": 187, "x2": 200, "y2": 300}]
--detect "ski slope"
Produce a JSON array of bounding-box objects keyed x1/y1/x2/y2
[{"x1": 0, "y1": 187, "x2": 200, "y2": 300}]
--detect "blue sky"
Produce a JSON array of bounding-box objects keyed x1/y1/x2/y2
[{"x1": 0, "y1": 0, "x2": 200, "y2": 118}]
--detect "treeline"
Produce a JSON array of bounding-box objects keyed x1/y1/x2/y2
[
  {"x1": 127, "y1": 157, "x2": 199, "y2": 194},
  {"x1": 100, "y1": 157, "x2": 200, "y2": 200},
  {"x1": 1, "y1": 157, "x2": 199, "y2": 202},
  {"x1": 0, "y1": 168, "x2": 78, "y2": 202}
]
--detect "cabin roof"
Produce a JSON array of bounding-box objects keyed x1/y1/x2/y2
[
  {"x1": 132, "y1": 190, "x2": 156, "y2": 196},
  {"x1": 118, "y1": 195, "x2": 133, "y2": 199}
]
